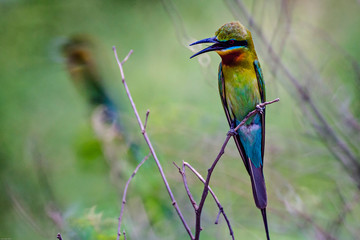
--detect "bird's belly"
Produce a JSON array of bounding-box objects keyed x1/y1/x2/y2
[{"x1": 224, "y1": 73, "x2": 260, "y2": 121}]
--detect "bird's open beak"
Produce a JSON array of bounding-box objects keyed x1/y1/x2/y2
[{"x1": 189, "y1": 37, "x2": 224, "y2": 59}]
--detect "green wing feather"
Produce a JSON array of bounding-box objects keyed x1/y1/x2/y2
[
  {"x1": 254, "y1": 60, "x2": 266, "y2": 102},
  {"x1": 254, "y1": 60, "x2": 266, "y2": 162}
]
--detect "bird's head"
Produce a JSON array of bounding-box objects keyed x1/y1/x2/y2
[
  {"x1": 61, "y1": 35, "x2": 99, "y2": 80},
  {"x1": 190, "y1": 21, "x2": 255, "y2": 63},
  {"x1": 62, "y1": 35, "x2": 94, "y2": 66}
]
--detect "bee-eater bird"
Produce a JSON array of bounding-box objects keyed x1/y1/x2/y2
[
  {"x1": 62, "y1": 36, "x2": 144, "y2": 161},
  {"x1": 190, "y1": 21, "x2": 270, "y2": 239},
  {"x1": 62, "y1": 36, "x2": 119, "y2": 128}
]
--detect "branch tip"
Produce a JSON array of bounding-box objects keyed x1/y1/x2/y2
[
  {"x1": 215, "y1": 210, "x2": 221, "y2": 224},
  {"x1": 144, "y1": 110, "x2": 150, "y2": 131},
  {"x1": 173, "y1": 162, "x2": 181, "y2": 171},
  {"x1": 57, "y1": 233, "x2": 63, "y2": 240}
]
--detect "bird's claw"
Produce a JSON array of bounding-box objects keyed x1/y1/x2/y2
[
  {"x1": 227, "y1": 128, "x2": 238, "y2": 136},
  {"x1": 256, "y1": 105, "x2": 265, "y2": 114}
]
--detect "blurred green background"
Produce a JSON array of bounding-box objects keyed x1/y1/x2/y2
[{"x1": 1, "y1": 0, "x2": 360, "y2": 239}]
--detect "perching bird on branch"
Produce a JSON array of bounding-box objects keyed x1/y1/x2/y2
[{"x1": 190, "y1": 21, "x2": 270, "y2": 239}]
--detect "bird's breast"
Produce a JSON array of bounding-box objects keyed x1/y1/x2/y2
[{"x1": 222, "y1": 64, "x2": 260, "y2": 121}]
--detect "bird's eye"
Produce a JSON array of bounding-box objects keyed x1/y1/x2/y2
[{"x1": 229, "y1": 40, "x2": 235, "y2": 45}]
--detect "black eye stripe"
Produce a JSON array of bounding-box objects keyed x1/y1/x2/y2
[
  {"x1": 216, "y1": 40, "x2": 248, "y2": 48},
  {"x1": 225, "y1": 40, "x2": 248, "y2": 47}
]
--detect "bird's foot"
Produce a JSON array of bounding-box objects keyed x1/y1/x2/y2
[
  {"x1": 227, "y1": 128, "x2": 238, "y2": 136},
  {"x1": 256, "y1": 105, "x2": 265, "y2": 114}
]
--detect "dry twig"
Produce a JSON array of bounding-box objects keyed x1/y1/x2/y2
[
  {"x1": 117, "y1": 153, "x2": 151, "y2": 240},
  {"x1": 113, "y1": 47, "x2": 194, "y2": 239}
]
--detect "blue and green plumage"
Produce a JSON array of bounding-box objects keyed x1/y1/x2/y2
[{"x1": 190, "y1": 21, "x2": 269, "y2": 239}]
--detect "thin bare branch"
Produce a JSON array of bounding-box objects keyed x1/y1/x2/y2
[
  {"x1": 268, "y1": 0, "x2": 294, "y2": 77},
  {"x1": 117, "y1": 153, "x2": 151, "y2": 240},
  {"x1": 7, "y1": 187, "x2": 44, "y2": 235},
  {"x1": 297, "y1": 210, "x2": 337, "y2": 240},
  {"x1": 159, "y1": 0, "x2": 192, "y2": 46},
  {"x1": 121, "y1": 50, "x2": 134, "y2": 65},
  {"x1": 173, "y1": 161, "x2": 198, "y2": 210},
  {"x1": 113, "y1": 47, "x2": 194, "y2": 240},
  {"x1": 181, "y1": 162, "x2": 221, "y2": 206},
  {"x1": 215, "y1": 210, "x2": 222, "y2": 224},
  {"x1": 234, "y1": 98, "x2": 279, "y2": 133}
]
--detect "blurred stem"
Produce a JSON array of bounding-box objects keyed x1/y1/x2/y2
[
  {"x1": 268, "y1": 0, "x2": 294, "y2": 78},
  {"x1": 7, "y1": 186, "x2": 46, "y2": 237},
  {"x1": 328, "y1": 190, "x2": 360, "y2": 237},
  {"x1": 159, "y1": 0, "x2": 191, "y2": 46}
]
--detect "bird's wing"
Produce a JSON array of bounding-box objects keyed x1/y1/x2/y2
[
  {"x1": 253, "y1": 60, "x2": 266, "y2": 103},
  {"x1": 218, "y1": 63, "x2": 250, "y2": 173},
  {"x1": 254, "y1": 60, "x2": 266, "y2": 162},
  {"x1": 251, "y1": 61, "x2": 270, "y2": 238}
]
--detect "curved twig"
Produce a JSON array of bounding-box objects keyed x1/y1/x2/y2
[{"x1": 117, "y1": 153, "x2": 151, "y2": 240}]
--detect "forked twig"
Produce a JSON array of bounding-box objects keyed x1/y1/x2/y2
[
  {"x1": 174, "y1": 161, "x2": 235, "y2": 239},
  {"x1": 173, "y1": 162, "x2": 198, "y2": 210},
  {"x1": 113, "y1": 47, "x2": 194, "y2": 239}
]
